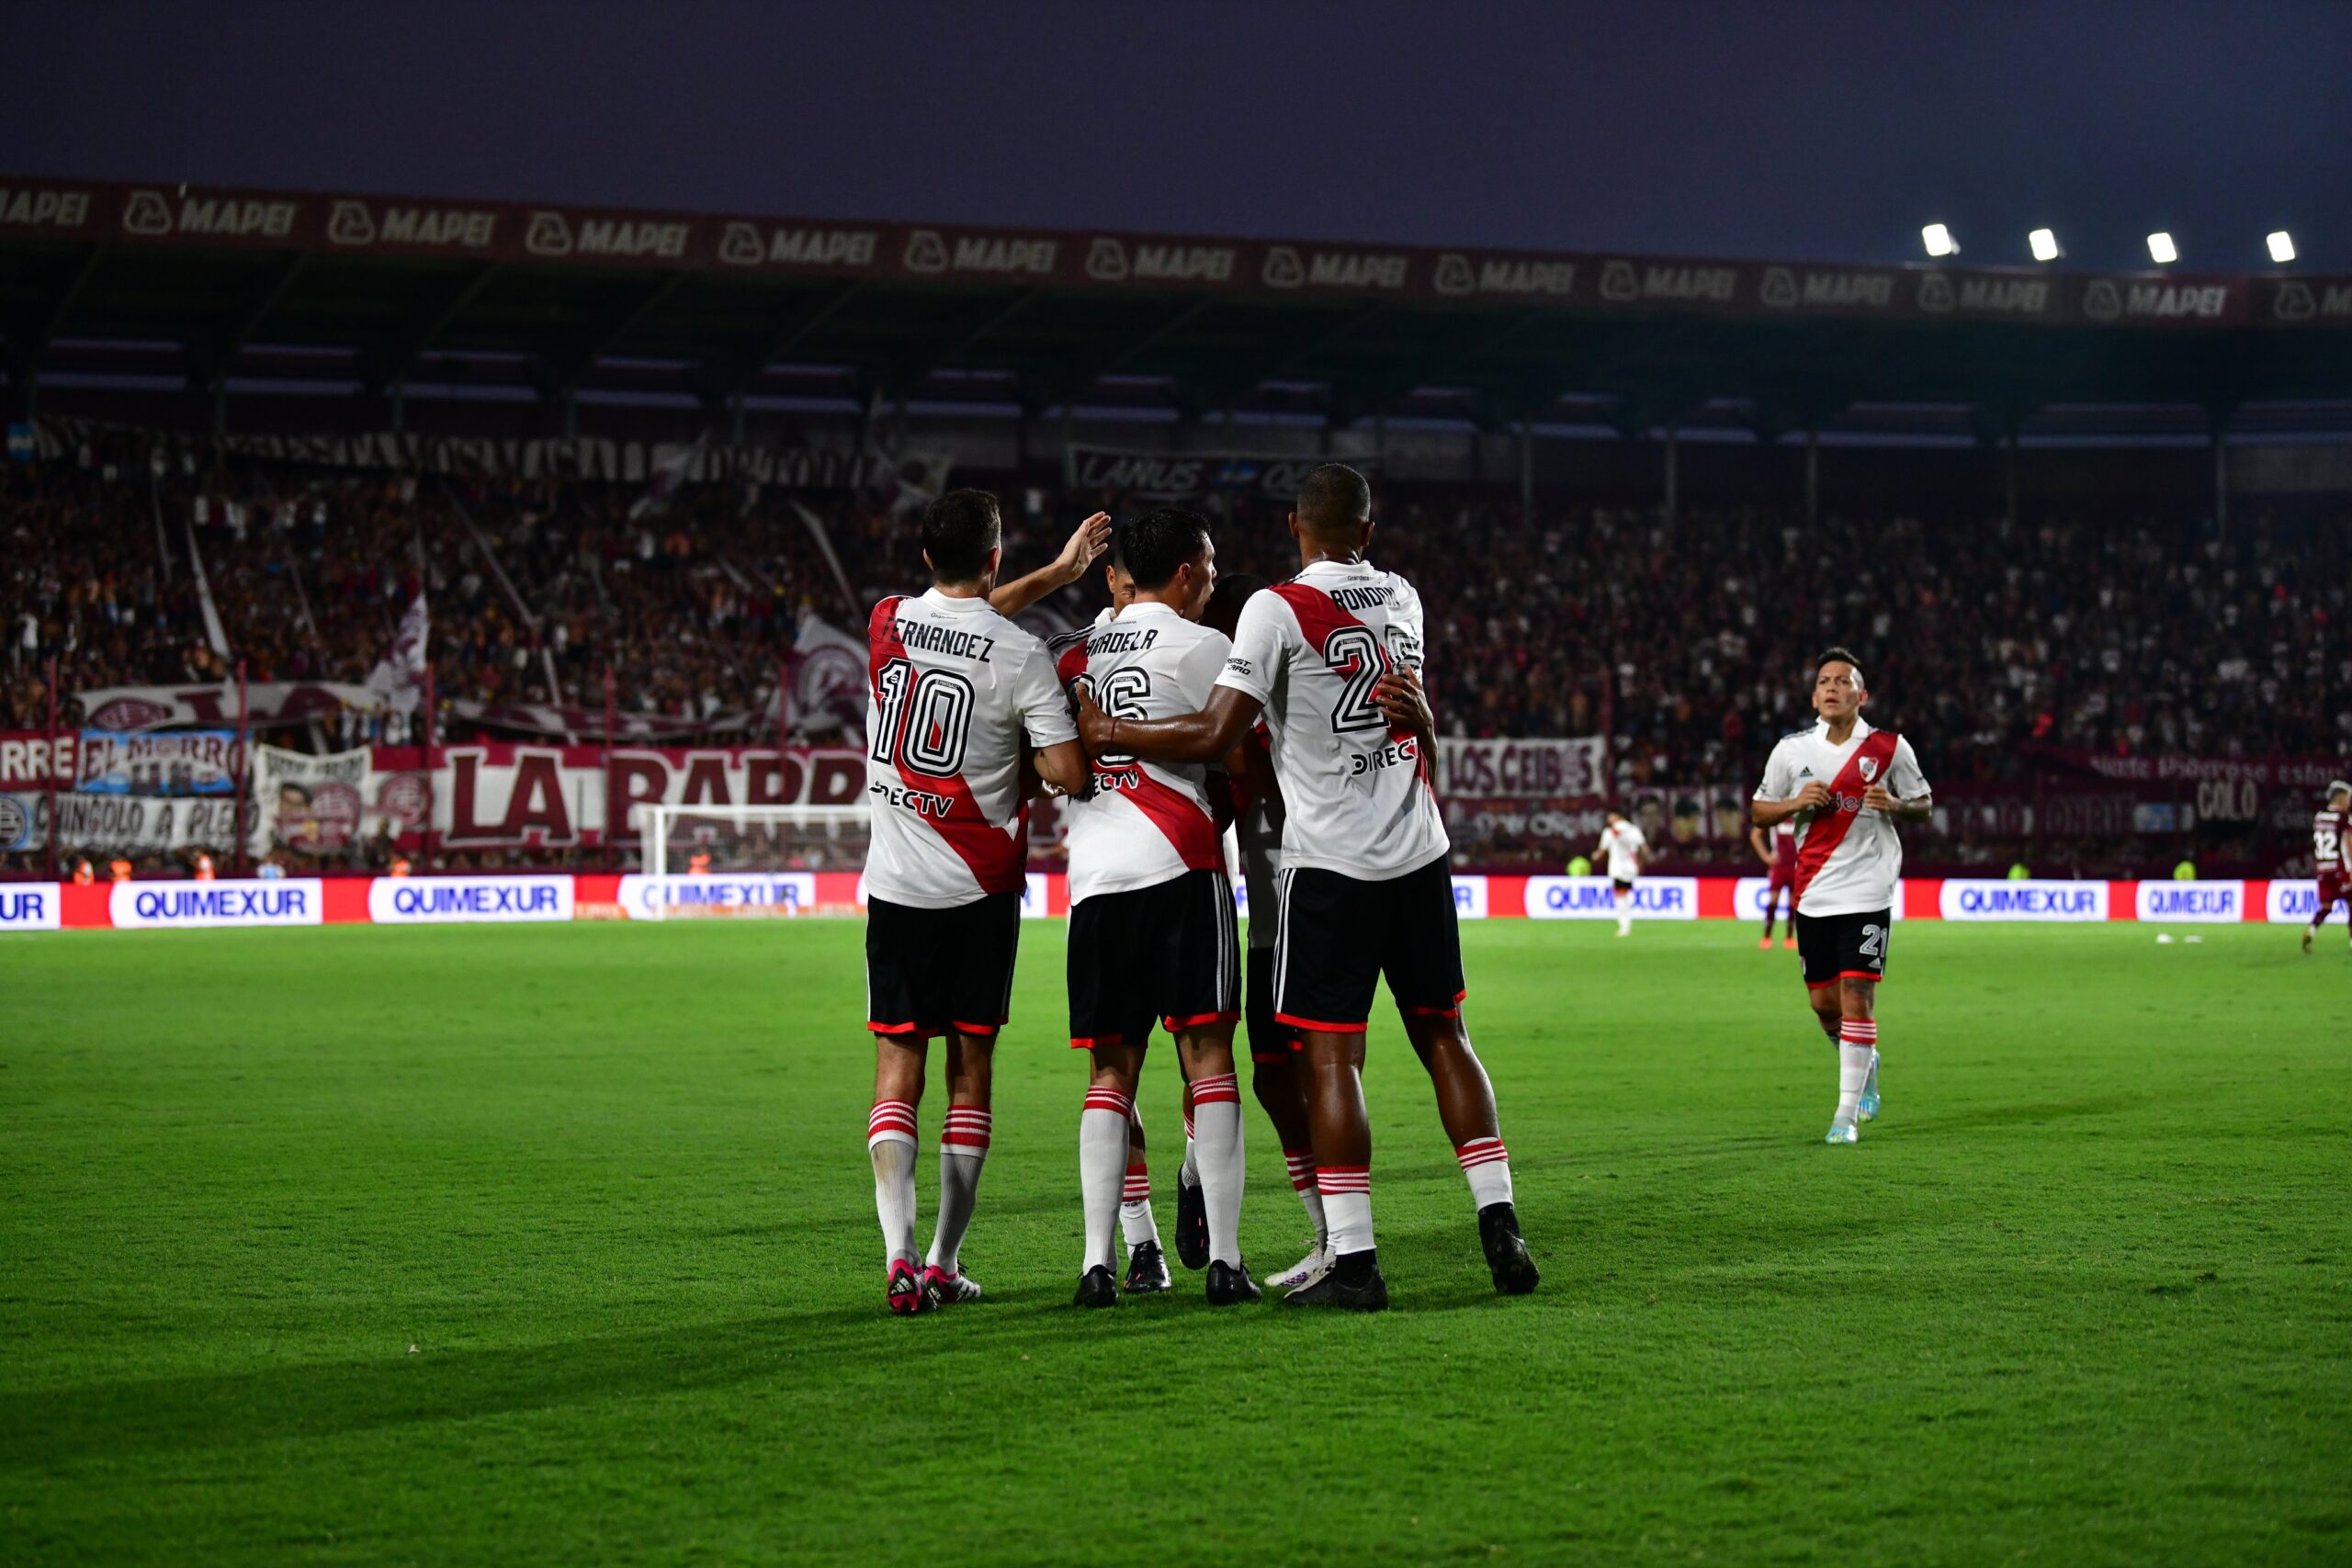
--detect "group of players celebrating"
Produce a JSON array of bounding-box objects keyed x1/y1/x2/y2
[{"x1": 857, "y1": 463, "x2": 1938, "y2": 1316}]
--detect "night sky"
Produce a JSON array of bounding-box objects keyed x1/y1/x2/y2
[{"x1": 7, "y1": 0, "x2": 2348, "y2": 270}]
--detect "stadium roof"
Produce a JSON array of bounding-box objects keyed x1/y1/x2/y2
[{"x1": 5, "y1": 175, "x2": 2352, "y2": 443}]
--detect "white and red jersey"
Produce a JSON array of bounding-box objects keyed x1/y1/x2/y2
[
  {"x1": 1213, "y1": 558, "x2": 1447, "y2": 881},
  {"x1": 861, "y1": 589, "x2": 1075, "y2": 909},
  {"x1": 1056, "y1": 601, "x2": 1232, "y2": 905},
  {"x1": 1753, "y1": 717, "x2": 1929, "y2": 917},
  {"x1": 1597, "y1": 820, "x2": 1646, "y2": 879},
  {"x1": 2314, "y1": 808, "x2": 2350, "y2": 879}
]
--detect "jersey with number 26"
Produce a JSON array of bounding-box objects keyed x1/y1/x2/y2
[
  {"x1": 1213, "y1": 558, "x2": 1447, "y2": 881},
  {"x1": 863, "y1": 589, "x2": 1074, "y2": 909}
]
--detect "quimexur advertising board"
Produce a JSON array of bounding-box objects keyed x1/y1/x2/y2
[
  {"x1": 0, "y1": 883, "x2": 61, "y2": 931},
  {"x1": 1733, "y1": 876, "x2": 1908, "y2": 922},
  {"x1": 108, "y1": 878, "x2": 322, "y2": 930},
  {"x1": 368, "y1": 874, "x2": 574, "y2": 924},
  {"x1": 1521, "y1": 875, "x2": 1701, "y2": 920},
  {"x1": 2133, "y1": 880, "x2": 2246, "y2": 924},
  {"x1": 2266, "y1": 879, "x2": 2348, "y2": 925}
]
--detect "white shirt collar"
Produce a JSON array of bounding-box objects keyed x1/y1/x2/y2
[{"x1": 921, "y1": 587, "x2": 990, "y2": 613}]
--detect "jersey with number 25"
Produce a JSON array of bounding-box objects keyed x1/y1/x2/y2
[
  {"x1": 1213, "y1": 558, "x2": 1447, "y2": 881},
  {"x1": 862, "y1": 589, "x2": 1074, "y2": 909}
]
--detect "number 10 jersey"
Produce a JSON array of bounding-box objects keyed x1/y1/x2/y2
[
  {"x1": 1212, "y1": 558, "x2": 1449, "y2": 881},
  {"x1": 862, "y1": 589, "x2": 1075, "y2": 908}
]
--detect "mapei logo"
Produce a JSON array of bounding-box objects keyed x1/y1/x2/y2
[
  {"x1": 2083, "y1": 279, "x2": 2122, "y2": 322},
  {"x1": 904, "y1": 229, "x2": 949, "y2": 274},
  {"x1": 1086, "y1": 237, "x2": 1129, "y2": 281},
  {"x1": 1761, "y1": 267, "x2": 1799, "y2": 309},
  {"x1": 327, "y1": 199, "x2": 378, "y2": 246},
  {"x1": 718, "y1": 220, "x2": 764, "y2": 267},
  {"x1": 1600, "y1": 259, "x2": 1640, "y2": 303},
  {"x1": 1434, "y1": 254, "x2": 1476, "y2": 296},
  {"x1": 122, "y1": 188, "x2": 175, "y2": 236},
  {"x1": 525, "y1": 210, "x2": 573, "y2": 257},
  {"x1": 2274, "y1": 280, "x2": 2316, "y2": 321},
  {"x1": 1917, "y1": 272, "x2": 1956, "y2": 313},
  {"x1": 1261, "y1": 245, "x2": 1306, "y2": 289}
]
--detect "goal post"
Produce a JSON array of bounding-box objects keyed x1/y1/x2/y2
[{"x1": 635, "y1": 803, "x2": 872, "y2": 919}]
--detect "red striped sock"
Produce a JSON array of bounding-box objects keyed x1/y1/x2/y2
[
  {"x1": 941, "y1": 1106, "x2": 992, "y2": 1151},
  {"x1": 1316, "y1": 1164, "x2": 1370, "y2": 1196},
  {"x1": 1282, "y1": 1146, "x2": 1317, "y2": 1193},
  {"x1": 1123, "y1": 1160, "x2": 1152, "y2": 1203},
  {"x1": 866, "y1": 1100, "x2": 917, "y2": 1149},
  {"x1": 1189, "y1": 1072, "x2": 1240, "y2": 1107},
  {"x1": 1455, "y1": 1134, "x2": 1513, "y2": 1208}
]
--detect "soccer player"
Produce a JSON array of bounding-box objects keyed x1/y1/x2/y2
[
  {"x1": 1204, "y1": 570, "x2": 1328, "y2": 1290},
  {"x1": 1595, "y1": 809, "x2": 1646, "y2": 936},
  {"x1": 862, "y1": 491, "x2": 1095, "y2": 1315},
  {"x1": 2304, "y1": 781, "x2": 2352, "y2": 955},
  {"x1": 1073, "y1": 463, "x2": 1538, "y2": 1310},
  {"x1": 1058, "y1": 507, "x2": 1257, "y2": 1308},
  {"x1": 1749, "y1": 818, "x2": 1798, "y2": 950},
  {"x1": 1751, "y1": 649, "x2": 1932, "y2": 1145}
]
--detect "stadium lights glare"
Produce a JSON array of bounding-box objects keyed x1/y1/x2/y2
[
  {"x1": 2267, "y1": 231, "x2": 2296, "y2": 265},
  {"x1": 2146, "y1": 231, "x2": 2178, "y2": 265},
  {"x1": 1920, "y1": 223, "x2": 1959, "y2": 258},
  {"x1": 2028, "y1": 228, "x2": 2062, "y2": 263}
]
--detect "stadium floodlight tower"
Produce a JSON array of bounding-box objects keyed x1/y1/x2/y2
[
  {"x1": 2028, "y1": 228, "x2": 2063, "y2": 263},
  {"x1": 2267, "y1": 231, "x2": 2297, "y2": 265},
  {"x1": 1920, "y1": 222, "x2": 1959, "y2": 258},
  {"x1": 2146, "y1": 231, "x2": 2179, "y2": 265}
]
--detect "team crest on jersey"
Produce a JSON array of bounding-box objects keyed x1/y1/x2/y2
[{"x1": 1859, "y1": 757, "x2": 1879, "y2": 783}]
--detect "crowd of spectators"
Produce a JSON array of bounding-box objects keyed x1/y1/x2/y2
[{"x1": 5, "y1": 431, "x2": 2346, "y2": 876}]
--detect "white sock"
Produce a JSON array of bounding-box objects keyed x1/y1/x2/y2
[
  {"x1": 926, "y1": 1106, "x2": 990, "y2": 1274},
  {"x1": 1455, "y1": 1134, "x2": 1513, "y2": 1209},
  {"x1": 1188, "y1": 1071, "x2": 1245, "y2": 1267},
  {"x1": 1837, "y1": 1021, "x2": 1877, "y2": 1119},
  {"x1": 1180, "y1": 1100, "x2": 1199, "y2": 1187},
  {"x1": 866, "y1": 1100, "x2": 920, "y2": 1269},
  {"x1": 1079, "y1": 1089, "x2": 1131, "y2": 1273},
  {"x1": 1120, "y1": 1158, "x2": 1159, "y2": 1252},
  {"x1": 1318, "y1": 1166, "x2": 1374, "y2": 1255},
  {"x1": 1283, "y1": 1147, "x2": 1329, "y2": 1247},
  {"x1": 1615, "y1": 890, "x2": 1632, "y2": 933}
]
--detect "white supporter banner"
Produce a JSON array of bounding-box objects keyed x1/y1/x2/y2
[
  {"x1": 1523, "y1": 874, "x2": 1701, "y2": 920},
  {"x1": 2267, "y1": 879, "x2": 2349, "y2": 925},
  {"x1": 369, "y1": 875, "x2": 573, "y2": 924},
  {"x1": 0, "y1": 884, "x2": 62, "y2": 931},
  {"x1": 2133, "y1": 880, "x2": 2246, "y2": 923},
  {"x1": 1435, "y1": 737, "x2": 1607, "y2": 799},
  {"x1": 1733, "y1": 875, "x2": 1906, "y2": 921},
  {"x1": 1939, "y1": 879, "x2": 2109, "y2": 921},
  {"x1": 252, "y1": 745, "x2": 375, "y2": 855},
  {"x1": 616, "y1": 873, "x2": 820, "y2": 919},
  {"x1": 110, "y1": 878, "x2": 322, "y2": 930},
  {"x1": 57, "y1": 795, "x2": 241, "y2": 852}
]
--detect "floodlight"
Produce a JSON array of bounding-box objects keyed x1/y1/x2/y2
[
  {"x1": 2028, "y1": 228, "x2": 2062, "y2": 263},
  {"x1": 2146, "y1": 232, "x2": 2178, "y2": 265},
  {"x1": 2267, "y1": 231, "x2": 2295, "y2": 264},
  {"x1": 1921, "y1": 223, "x2": 1958, "y2": 258}
]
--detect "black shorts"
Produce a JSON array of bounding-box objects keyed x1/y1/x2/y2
[
  {"x1": 865, "y1": 892, "x2": 1021, "y2": 1039},
  {"x1": 1244, "y1": 942, "x2": 1297, "y2": 1063},
  {"x1": 1067, "y1": 868, "x2": 1239, "y2": 1049},
  {"x1": 1272, "y1": 855, "x2": 1466, "y2": 1033},
  {"x1": 1611, "y1": 877, "x2": 1634, "y2": 894},
  {"x1": 1794, "y1": 908, "x2": 1891, "y2": 988}
]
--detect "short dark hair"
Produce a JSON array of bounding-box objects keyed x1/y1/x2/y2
[
  {"x1": 1296, "y1": 462, "x2": 1371, "y2": 536},
  {"x1": 920, "y1": 489, "x2": 1002, "y2": 582},
  {"x1": 1816, "y1": 646, "x2": 1866, "y2": 686},
  {"x1": 1204, "y1": 570, "x2": 1270, "y2": 639},
  {"x1": 1115, "y1": 507, "x2": 1211, "y2": 590}
]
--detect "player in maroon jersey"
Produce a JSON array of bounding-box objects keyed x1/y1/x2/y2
[
  {"x1": 2305, "y1": 781, "x2": 2352, "y2": 955},
  {"x1": 1748, "y1": 818, "x2": 1799, "y2": 950}
]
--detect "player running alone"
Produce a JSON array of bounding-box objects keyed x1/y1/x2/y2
[
  {"x1": 861, "y1": 492, "x2": 1101, "y2": 1314},
  {"x1": 1751, "y1": 649, "x2": 1932, "y2": 1145},
  {"x1": 2305, "y1": 781, "x2": 2352, "y2": 954},
  {"x1": 1749, "y1": 818, "x2": 1798, "y2": 949},
  {"x1": 1595, "y1": 809, "x2": 1646, "y2": 936},
  {"x1": 1058, "y1": 507, "x2": 1258, "y2": 1308},
  {"x1": 1204, "y1": 570, "x2": 1329, "y2": 1290},
  {"x1": 1073, "y1": 463, "x2": 1538, "y2": 1310}
]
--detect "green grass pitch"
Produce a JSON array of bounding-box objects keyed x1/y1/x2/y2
[{"x1": 3, "y1": 919, "x2": 2348, "y2": 1565}]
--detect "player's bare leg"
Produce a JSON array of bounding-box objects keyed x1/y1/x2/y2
[
  {"x1": 1286, "y1": 1030, "x2": 1386, "y2": 1310},
  {"x1": 1176, "y1": 1025, "x2": 1258, "y2": 1304},
  {"x1": 1403, "y1": 1011, "x2": 1538, "y2": 1294},
  {"x1": 869, "y1": 1035, "x2": 929, "y2": 1314},
  {"x1": 1252, "y1": 1045, "x2": 1327, "y2": 1287},
  {"x1": 1075, "y1": 1044, "x2": 1147, "y2": 1306},
  {"x1": 1826, "y1": 977, "x2": 1879, "y2": 1144},
  {"x1": 922, "y1": 1030, "x2": 995, "y2": 1305}
]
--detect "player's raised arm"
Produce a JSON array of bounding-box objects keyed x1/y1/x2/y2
[
  {"x1": 988, "y1": 511, "x2": 1112, "y2": 618},
  {"x1": 1075, "y1": 682, "x2": 1261, "y2": 764}
]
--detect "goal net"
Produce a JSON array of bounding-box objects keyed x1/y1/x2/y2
[{"x1": 635, "y1": 804, "x2": 871, "y2": 919}]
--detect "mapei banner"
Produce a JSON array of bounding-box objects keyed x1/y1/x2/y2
[
  {"x1": 1521, "y1": 874, "x2": 1701, "y2": 920},
  {"x1": 1939, "y1": 879, "x2": 2109, "y2": 921},
  {"x1": 368, "y1": 875, "x2": 573, "y2": 924},
  {"x1": 109, "y1": 878, "x2": 322, "y2": 930}
]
